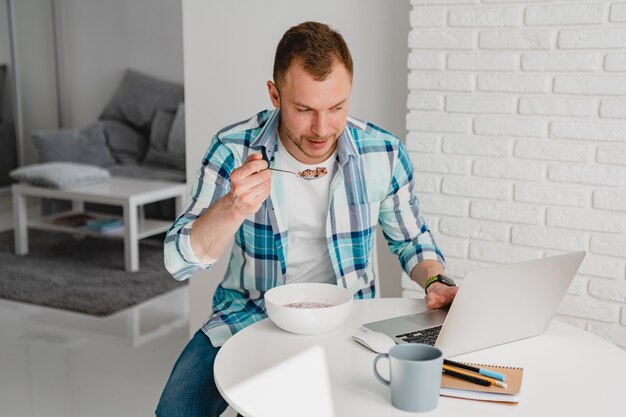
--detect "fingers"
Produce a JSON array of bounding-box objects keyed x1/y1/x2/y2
[
  {"x1": 234, "y1": 154, "x2": 268, "y2": 179},
  {"x1": 246, "y1": 153, "x2": 263, "y2": 162},
  {"x1": 228, "y1": 153, "x2": 272, "y2": 216},
  {"x1": 231, "y1": 169, "x2": 272, "y2": 195},
  {"x1": 230, "y1": 153, "x2": 271, "y2": 190},
  {"x1": 425, "y1": 286, "x2": 458, "y2": 309}
]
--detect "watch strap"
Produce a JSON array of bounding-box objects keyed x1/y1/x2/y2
[{"x1": 424, "y1": 274, "x2": 455, "y2": 294}]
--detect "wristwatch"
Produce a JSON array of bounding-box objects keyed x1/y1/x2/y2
[{"x1": 424, "y1": 274, "x2": 456, "y2": 294}]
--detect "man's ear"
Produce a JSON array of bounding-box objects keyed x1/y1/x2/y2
[{"x1": 267, "y1": 80, "x2": 280, "y2": 109}]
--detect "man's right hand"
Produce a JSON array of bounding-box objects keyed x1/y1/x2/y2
[
  {"x1": 424, "y1": 282, "x2": 458, "y2": 310},
  {"x1": 189, "y1": 153, "x2": 272, "y2": 263},
  {"x1": 227, "y1": 153, "x2": 272, "y2": 217}
]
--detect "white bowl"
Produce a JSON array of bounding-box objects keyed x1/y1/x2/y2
[{"x1": 264, "y1": 283, "x2": 353, "y2": 335}]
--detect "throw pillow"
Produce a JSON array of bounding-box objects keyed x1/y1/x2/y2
[
  {"x1": 10, "y1": 162, "x2": 111, "y2": 189},
  {"x1": 32, "y1": 122, "x2": 115, "y2": 167},
  {"x1": 166, "y1": 102, "x2": 185, "y2": 154},
  {"x1": 144, "y1": 109, "x2": 175, "y2": 167},
  {"x1": 144, "y1": 110, "x2": 185, "y2": 172},
  {"x1": 100, "y1": 69, "x2": 184, "y2": 130},
  {"x1": 100, "y1": 119, "x2": 148, "y2": 164}
]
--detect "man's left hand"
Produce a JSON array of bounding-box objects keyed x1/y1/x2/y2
[{"x1": 424, "y1": 282, "x2": 458, "y2": 309}]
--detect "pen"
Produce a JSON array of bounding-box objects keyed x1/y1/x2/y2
[
  {"x1": 443, "y1": 359, "x2": 506, "y2": 381},
  {"x1": 442, "y1": 367, "x2": 490, "y2": 387},
  {"x1": 442, "y1": 364, "x2": 508, "y2": 389}
]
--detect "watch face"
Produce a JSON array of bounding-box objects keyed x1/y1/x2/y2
[
  {"x1": 438, "y1": 274, "x2": 455, "y2": 286},
  {"x1": 425, "y1": 274, "x2": 455, "y2": 294}
]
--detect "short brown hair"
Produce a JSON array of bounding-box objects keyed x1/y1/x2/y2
[{"x1": 273, "y1": 21, "x2": 353, "y2": 87}]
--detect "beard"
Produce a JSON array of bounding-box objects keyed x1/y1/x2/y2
[{"x1": 280, "y1": 123, "x2": 337, "y2": 161}]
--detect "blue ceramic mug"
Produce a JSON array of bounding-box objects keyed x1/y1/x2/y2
[{"x1": 373, "y1": 343, "x2": 443, "y2": 412}]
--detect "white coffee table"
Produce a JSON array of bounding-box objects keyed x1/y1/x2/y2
[{"x1": 12, "y1": 177, "x2": 187, "y2": 272}]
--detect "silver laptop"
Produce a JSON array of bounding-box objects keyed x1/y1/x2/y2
[{"x1": 363, "y1": 251, "x2": 586, "y2": 358}]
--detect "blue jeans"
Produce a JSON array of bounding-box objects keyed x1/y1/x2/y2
[{"x1": 156, "y1": 330, "x2": 229, "y2": 417}]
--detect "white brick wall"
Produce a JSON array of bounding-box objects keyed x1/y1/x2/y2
[{"x1": 406, "y1": 1, "x2": 626, "y2": 350}]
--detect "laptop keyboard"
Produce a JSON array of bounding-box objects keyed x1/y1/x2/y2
[{"x1": 395, "y1": 325, "x2": 442, "y2": 346}]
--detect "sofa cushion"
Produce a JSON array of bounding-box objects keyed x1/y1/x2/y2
[
  {"x1": 100, "y1": 119, "x2": 148, "y2": 164},
  {"x1": 144, "y1": 109, "x2": 174, "y2": 165},
  {"x1": 108, "y1": 164, "x2": 186, "y2": 183},
  {"x1": 100, "y1": 69, "x2": 184, "y2": 130},
  {"x1": 10, "y1": 162, "x2": 111, "y2": 189},
  {"x1": 167, "y1": 102, "x2": 185, "y2": 153},
  {"x1": 32, "y1": 122, "x2": 115, "y2": 167},
  {"x1": 143, "y1": 109, "x2": 185, "y2": 172}
]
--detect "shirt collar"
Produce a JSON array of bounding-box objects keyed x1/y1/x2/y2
[{"x1": 250, "y1": 109, "x2": 359, "y2": 166}]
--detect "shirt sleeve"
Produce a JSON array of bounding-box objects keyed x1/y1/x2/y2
[
  {"x1": 163, "y1": 136, "x2": 235, "y2": 281},
  {"x1": 377, "y1": 140, "x2": 445, "y2": 277}
]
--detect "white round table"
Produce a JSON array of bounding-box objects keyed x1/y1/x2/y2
[{"x1": 214, "y1": 298, "x2": 626, "y2": 417}]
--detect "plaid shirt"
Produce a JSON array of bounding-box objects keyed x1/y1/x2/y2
[{"x1": 164, "y1": 109, "x2": 444, "y2": 346}]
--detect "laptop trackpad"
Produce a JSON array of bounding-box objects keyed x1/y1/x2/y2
[{"x1": 403, "y1": 309, "x2": 447, "y2": 328}]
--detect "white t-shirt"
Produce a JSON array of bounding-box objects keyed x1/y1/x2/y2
[{"x1": 275, "y1": 138, "x2": 337, "y2": 284}]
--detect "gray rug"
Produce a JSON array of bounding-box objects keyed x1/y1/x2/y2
[{"x1": 0, "y1": 229, "x2": 186, "y2": 316}]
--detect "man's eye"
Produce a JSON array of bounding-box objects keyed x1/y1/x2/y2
[
  {"x1": 297, "y1": 108, "x2": 310, "y2": 113},
  {"x1": 332, "y1": 107, "x2": 343, "y2": 112}
]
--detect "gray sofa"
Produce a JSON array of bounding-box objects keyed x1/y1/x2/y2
[{"x1": 33, "y1": 69, "x2": 186, "y2": 219}]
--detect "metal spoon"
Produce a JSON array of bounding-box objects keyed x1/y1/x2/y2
[
  {"x1": 268, "y1": 167, "x2": 326, "y2": 181},
  {"x1": 260, "y1": 148, "x2": 326, "y2": 180}
]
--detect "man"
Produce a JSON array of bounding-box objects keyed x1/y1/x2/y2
[{"x1": 156, "y1": 21, "x2": 458, "y2": 417}]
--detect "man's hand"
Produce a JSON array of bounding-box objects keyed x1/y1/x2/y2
[
  {"x1": 227, "y1": 154, "x2": 272, "y2": 217},
  {"x1": 189, "y1": 153, "x2": 271, "y2": 263},
  {"x1": 424, "y1": 282, "x2": 459, "y2": 309},
  {"x1": 410, "y1": 260, "x2": 458, "y2": 309}
]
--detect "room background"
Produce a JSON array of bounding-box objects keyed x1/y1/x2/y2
[
  {"x1": 0, "y1": 2, "x2": 186, "y2": 415},
  {"x1": 0, "y1": 0, "x2": 183, "y2": 227},
  {"x1": 12, "y1": 0, "x2": 183, "y2": 164}
]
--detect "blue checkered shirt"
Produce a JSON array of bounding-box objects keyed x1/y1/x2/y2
[{"x1": 164, "y1": 109, "x2": 444, "y2": 346}]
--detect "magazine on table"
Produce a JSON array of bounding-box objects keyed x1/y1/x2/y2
[
  {"x1": 81, "y1": 218, "x2": 124, "y2": 233},
  {"x1": 52, "y1": 213, "x2": 97, "y2": 227}
]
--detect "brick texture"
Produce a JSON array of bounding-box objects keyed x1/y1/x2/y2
[{"x1": 407, "y1": 2, "x2": 626, "y2": 349}]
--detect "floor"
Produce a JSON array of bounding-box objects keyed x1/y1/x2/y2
[
  {"x1": 0, "y1": 196, "x2": 197, "y2": 417},
  {"x1": 0, "y1": 286, "x2": 191, "y2": 417}
]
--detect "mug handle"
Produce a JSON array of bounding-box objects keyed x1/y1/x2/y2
[{"x1": 373, "y1": 353, "x2": 390, "y2": 386}]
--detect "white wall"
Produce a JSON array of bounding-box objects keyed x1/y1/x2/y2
[
  {"x1": 182, "y1": 0, "x2": 411, "y2": 334},
  {"x1": 13, "y1": 0, "x2": 58, "y2": 165},
  {"x1": 405, "y1": 1, "x2": 626, "y2": 350}
]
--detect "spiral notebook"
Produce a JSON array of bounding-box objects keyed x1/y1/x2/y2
[{"x1": 440, "y1": 362, "x2": 524, "y2": 403}]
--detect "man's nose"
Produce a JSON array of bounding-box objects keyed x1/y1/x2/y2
[{"x1": 311, "y1": 112, "x2": 331, "y2": 138}]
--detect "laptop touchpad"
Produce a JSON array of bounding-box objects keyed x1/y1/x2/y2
[{"x1": 403, "y1": 309, "x2": 447, "y2": 328}]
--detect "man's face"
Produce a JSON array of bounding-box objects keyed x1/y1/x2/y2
[{"x1": 268, "y1": 60, "x2": 352, "y2": 165}]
